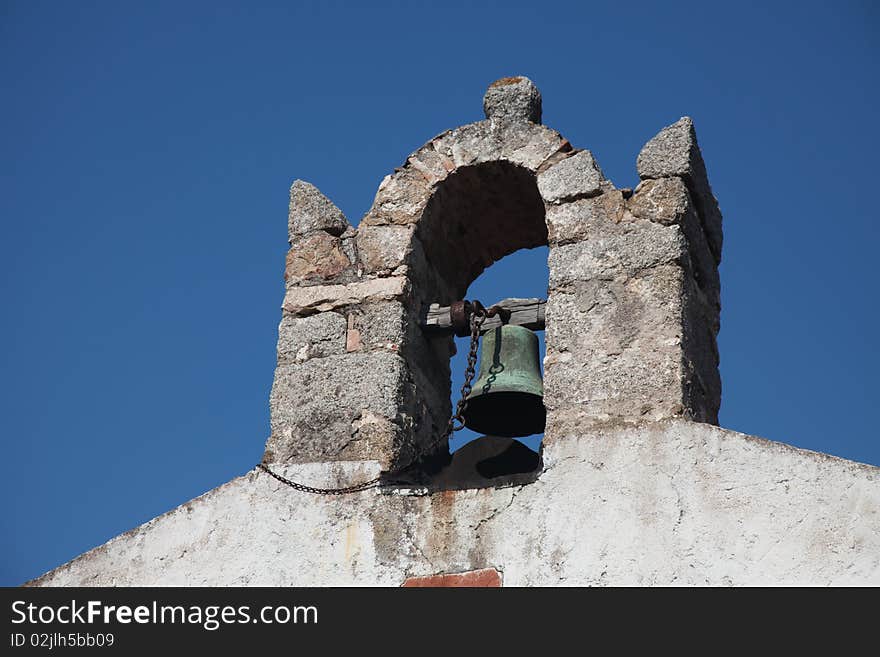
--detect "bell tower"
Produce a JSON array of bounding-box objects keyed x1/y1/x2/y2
[
  {"x1": 30, "y1": 77, "x2": 880, "y2": 589},
  {"x1": 263, "y1": 76, "x2": 723, "y2": 480}
]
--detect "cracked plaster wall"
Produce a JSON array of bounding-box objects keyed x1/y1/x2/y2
[{"x1": 29, "y1": 421, "x2": 880, "y2": 586}]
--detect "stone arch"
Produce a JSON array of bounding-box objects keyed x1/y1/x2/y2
[
  {"x1": 414, "y1": 160, "x2": 547, "y2": 301},
  {"x1": 266, "y1": 78, "x2": 721, "y2": 481},
  {"x1": 349, "y1": 100, "x2": 609, "y2": 466},
  {"x1": 356, "y1": 116, "x2": 576, "y2": 296}
]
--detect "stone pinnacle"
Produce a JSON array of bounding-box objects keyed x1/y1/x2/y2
[{"x1": 482, "y1": 76, "x2": 542, "y2": 124}]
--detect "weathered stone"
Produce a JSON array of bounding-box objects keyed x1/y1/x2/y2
[
  {"x1": 339, "y1": 226, "x2": 359, "y2": 265},
  {"x1": 407, "y1": 147, "x2": 455, "y2": 185},
  {"x1": 627, "y1": 177, "x2": 690, "y2": 226},
  {"x1": 356, "y1": 224, "x2": 415, "y2": 274},
  {"x1": 431, "y1": 121, "x2": 568, "y2": 173},
  {"x1": 402, "y1": 349, "x2": 451, "y2": 441},
  {"x1": 544, "y1": 237, "x2": 720, "y2": 427},
  {"x1": 348, "y1": 301, "x2": 407, "y2": 351},
  {"x1": 636, "y1": 117, "x2": 722, "y2": 260},
  {"x1": 544, "y1": 266, "x2": 689, "y2": 423},
  {"x1": 547, "y1": 221, "x2": 686, "y2": 289},
  {"x1": 403, "y1": 234, "x2": 458, "y2": 305},
  {"x1": 483, "y1": 76, "x2": 542, "y2": 124},
  {"x1": 425, "y1": 122, "x2": 505, "y2": 170},
  {"x1": 266, "y1": 351, "x2": 408, "y2": 467},
  {"x1": 285, "y1": 232, "x2": 351, "y2": 285},
  {"x1": 546, "y1": 191, "x2": 625, "y2": 245},
  {"x1": 282, "y1": 277, "x2": 409, "y2": 315},
  {"x1": 682, "y1": 272, "x2": 722, "y2": 422},
  {"x1": 637, "y1": 117, "x2": 699, "y2": 180},
  {"x1": 627, "y1": 178, "x2": 720, "y2": 308},
  {"x1": 288, "y1": 180, "x2": 350, "y2": 239},
  {"x1": 276, "y1": 311, "x2": 346, "y2": 364},
  {"x1": 363, "y1": 168, "x2": 431, "y2": 226},
  {"x1": 348, "y1": 411, "x2": 401, "y2": 461},
  {"x1": 501, "y1": 123, "x2": 570, "y2": 170},
  {"x1": 537, "y1": 150, "x2": 605, "y2": 204},
  {"x1": 452, "y1": 122, "x2": 503, "y2": 167},
  {"x1": 680, "y1": 212, "x2": 720, "y2": 309}
]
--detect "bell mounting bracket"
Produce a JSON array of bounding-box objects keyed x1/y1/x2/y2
[{"x1": 421, "y1": 298, "x2": 546, "y2": 336}]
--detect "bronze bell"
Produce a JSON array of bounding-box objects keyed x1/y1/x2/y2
[{"x1": 462, "y1": 324, "x2": 546, "y2": 438}]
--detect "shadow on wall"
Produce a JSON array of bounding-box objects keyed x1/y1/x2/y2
[
  {"x1": 385, "y1": 432, "x2": 543, "y2": 492},
  {"x1": 433, "y1": 437, "x2": 542, "y2": 490}
]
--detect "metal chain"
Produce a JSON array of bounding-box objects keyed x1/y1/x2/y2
[
  {"x1": 258, "y1": 302, "x2": 492, "y2": 495},
  {"x1": 257, "y1": 462, "x2": 381, "y2": 495},
  {"x1": 448, "y1": 303, "x2": 487, "y2": 434}
]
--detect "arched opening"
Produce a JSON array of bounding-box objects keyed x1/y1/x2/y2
[
  {"x1": 410, "y1": 160, "x2": 549, "y2": 487},
  {"x1": 416, "y1": 161, "x2": 547, "y2": 302},
  {"x1": 449, "y1": 246, "x2": 549, "y2": 456}
]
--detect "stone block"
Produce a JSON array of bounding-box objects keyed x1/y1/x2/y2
[
  {"x1": 501, "y1": 123, "x2": 570, "y2": 170},
  {"x1": 407, "y1": 147, "x2": 455, "y2": 185},
  {"x1": 288, "y1": 180, "x2": 350, "y2": 239},
  {"x1": 627, "y1": 178, "x2": 719, "y2": 307},
  {"x1": 545, "y1": 191, "x2": 625, "y2": 245},
  {"x1": 627, "y1": 177, "x2": 690, "y2": 226},
  {"x1": 548, "y1": 221, "x2": 685, "y2": 289},
  {"x1": 637, "y1": 117, "x2": 699, "y2": 180},
  {"x1": 546, "y1": 268, "x2": 683, "y2": 363},
  {"x1": 544, "y1": 245, "x2": 720, "y2": 428},
  {"x1": 276, "y1": 312, "x2": 346, "y2": 364},
  {"x1": 431, "y1": 121, "x2": 567, "y2": 173},
  {"x1": 636, "y1": 117, "x2": 722, "y2": 260},
  {"x1": 285, "y1": 232, "x2": 352, "y2": 285},
  {"x1": 537, "y1": 150, "x2": 605, "y2": 204},
  {"x1": 363, "y1": 169, "x2": 431, "y2": 226},
  {"x1": 356, "y1": 224, "x2": 415, "y2": 274},
  {"x1": 544, "y1": 266, "x2": 687, "y2": 424},
  {"x1": 266, "y1": 351, "x2": 408, "y2": 467},
  {"x1": 348, "y1": 301, "x2": 407, "y2": 350},
  {"x1": 483, "y1": 76, "x2": 542, "y2": 124},
  {"x1": 446, "y1": 122, "x2": 503, "y2": 168},
  {"x1": 282, "y1": 277, "x2": 409, "y2": 316}
]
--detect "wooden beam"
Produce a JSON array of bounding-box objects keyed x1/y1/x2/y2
[{"x1": 421, "y1": 298, "x2": 546, "y2": 334}]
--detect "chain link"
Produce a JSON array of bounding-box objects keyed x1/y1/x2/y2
[
  {"x1": 259, "y1": 301, "x2": 493, "y2": 495},
  {"x1": 448, "y1": 304, "x2": 487, "y2": 433},
  {"x1": 257, "y1": 462, "x2": 381, "y2": 494}
]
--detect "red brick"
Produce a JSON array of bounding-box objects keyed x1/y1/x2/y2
[{"x1": 401, "y1": 568, "x2": 502, "y2": 587}]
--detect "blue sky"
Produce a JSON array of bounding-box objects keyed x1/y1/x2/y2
[{"x1": 2, "y1": 1, "x2": 877, "y2": 585}]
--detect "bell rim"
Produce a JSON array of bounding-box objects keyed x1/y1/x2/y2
[{"x1": 461, "y1": 390, "x2": 546, "y2": 438}]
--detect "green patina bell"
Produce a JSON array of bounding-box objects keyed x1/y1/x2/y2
[{"x1": 462, "y1": 324, "x2": 546, "y2": 438}]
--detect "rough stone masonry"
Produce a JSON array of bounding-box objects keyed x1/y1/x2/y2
[
  {"x1": 266, "y1": 75, "x2": 723, "y2": 472},
  {"x1": 30, "y1": 77, "x2": 879, "y2": 586}
]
